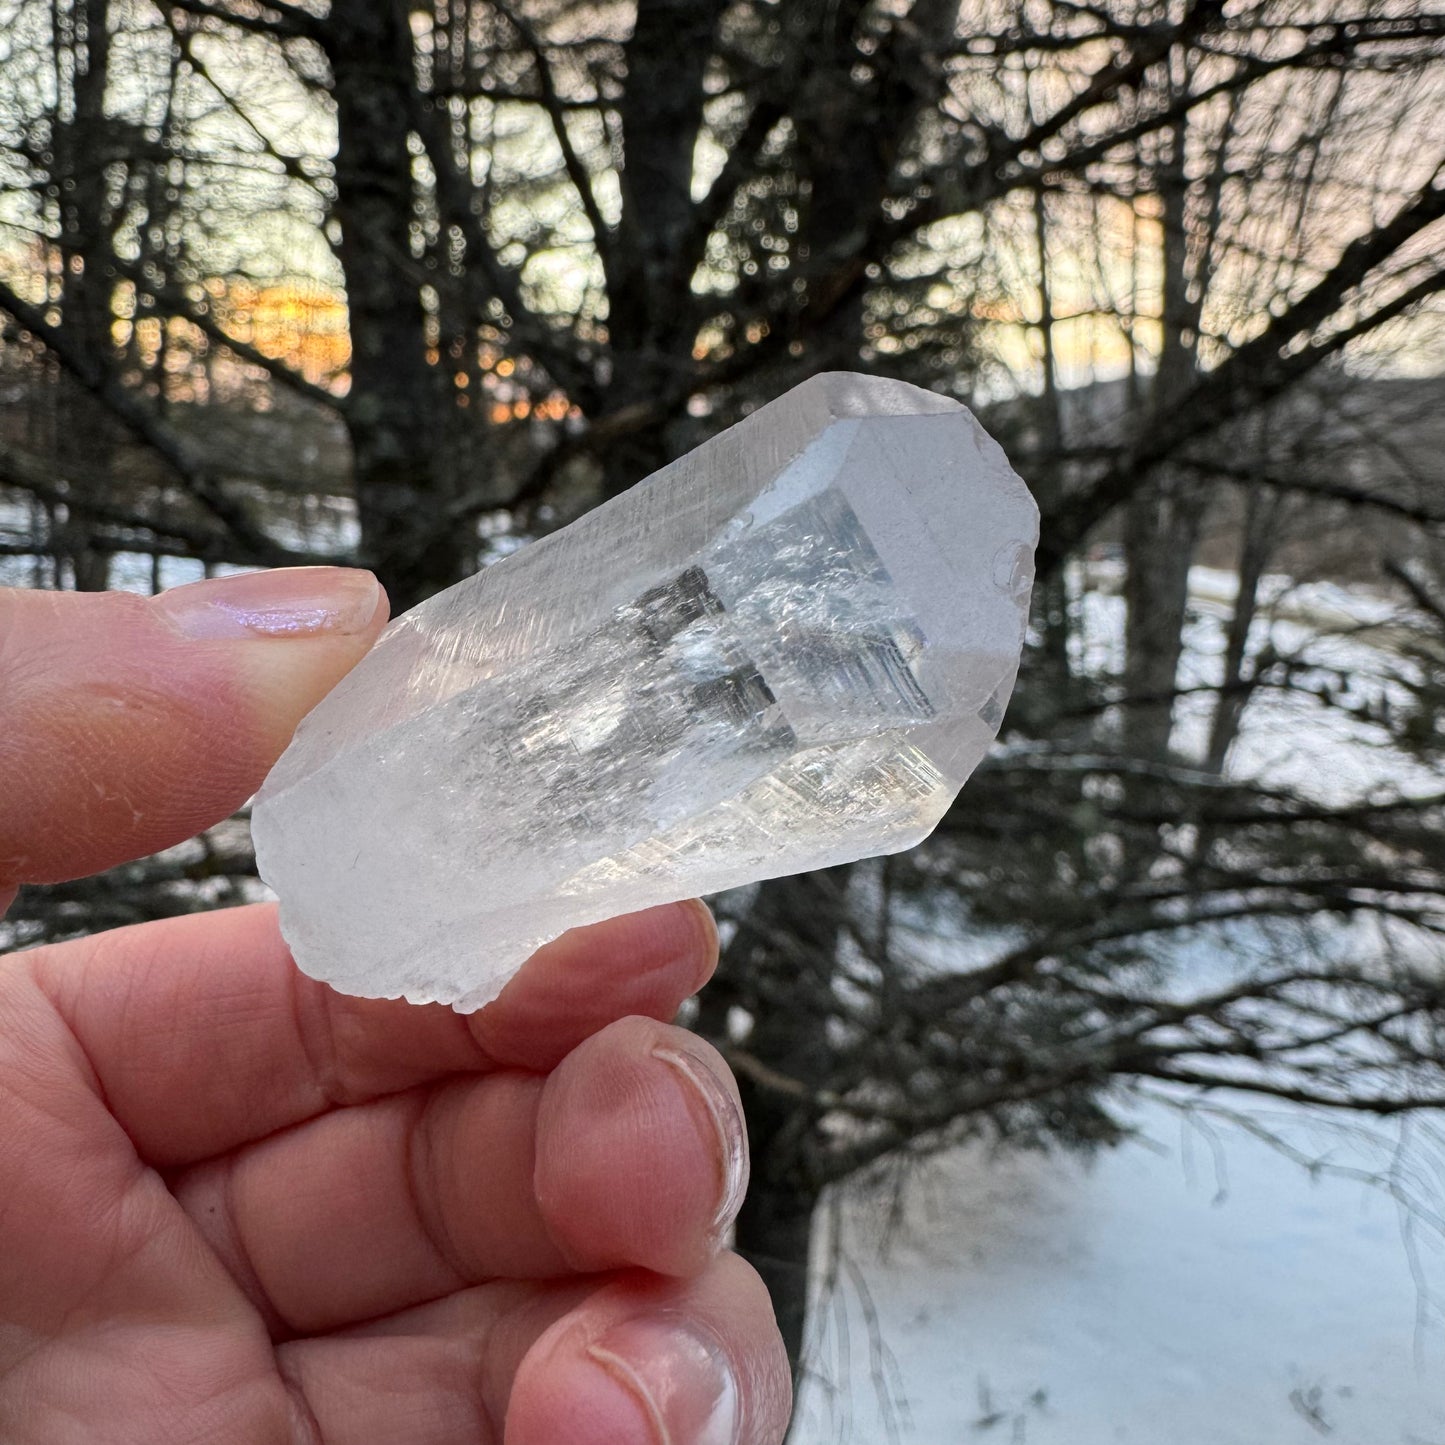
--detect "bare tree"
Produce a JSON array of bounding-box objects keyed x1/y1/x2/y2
[{"x1": 2, "y1": 0, "x2": 1444, "y2": 1403}]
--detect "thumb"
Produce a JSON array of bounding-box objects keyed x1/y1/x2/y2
[{"x1": 0, "y1": 567, "x2": 388, "y2": 893}]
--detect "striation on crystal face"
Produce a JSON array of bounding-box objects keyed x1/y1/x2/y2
[{"x1": 252, "y1": 373, "x2": 1039, "y2": 1011}]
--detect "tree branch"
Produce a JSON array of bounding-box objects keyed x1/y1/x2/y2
[
  {"x1": 489, "y1": 0, "x2": 616, "y2": 289},
  {"x1": 407, "y1": 87, "x2": 592, "y2": 400},
  {"x1": 166, "y1": 0, "x2": 321, "y2": 43},
  {"x1": 1169, "y1": 454, "x2": 1445, "y2": 528},
  {"x1": 1037, "y1": 172, "x2": 1445, "y2": 575},
  {"x1": 143, "y1": 275, "x2": 347, "y2": 416},
  {"x1": 0, "y1": 281, "x2": 318, "y2": 566}
]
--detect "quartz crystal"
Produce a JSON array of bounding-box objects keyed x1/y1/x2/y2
[{"x1": 252, "y1": 373, "x2": 1038, "y2": 1011}]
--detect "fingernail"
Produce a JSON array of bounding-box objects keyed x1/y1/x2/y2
[
  {"x1": 589, "y1": 1315, "x2": 741, "y2": 1445},
  {"x1": 682, "y1": 898, "x2": 720, "y2": 957},
  {"x1": 653, "y1": 1044, "x2": 749, "y2": 1237},
  {"x1": 154, "y1": 568, "x2": 383, "y2": 641}
]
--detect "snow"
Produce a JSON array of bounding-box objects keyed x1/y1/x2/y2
[
  {"x1": 793, "y1": 568, "x2": 1445, "y2": 1443},
  {"x1": 794, "y1": 1093, "x2": 1445, "y2": 1444}
]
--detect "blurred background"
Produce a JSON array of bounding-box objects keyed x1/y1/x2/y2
[{"x1": 1, "y1": 0, "x2": 1443, "y2": 1438}]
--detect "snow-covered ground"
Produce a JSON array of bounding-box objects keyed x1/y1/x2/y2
[
  {"x1": 793, "y1": 1092, "x2": 1445, "y2": 1444},
  {"x1": 795, "y1": 568, "x2": 1445, "y2": 1444}
]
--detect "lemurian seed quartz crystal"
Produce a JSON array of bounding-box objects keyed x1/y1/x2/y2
[{"x1": 253, "y1": 373, "x2": 1038, "y2": 1012}]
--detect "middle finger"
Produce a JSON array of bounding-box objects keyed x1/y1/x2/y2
[{"x1": 170, "y1": 1017, "x2": 747, "y2": 1335}]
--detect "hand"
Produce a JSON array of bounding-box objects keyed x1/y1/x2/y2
[{"x1": 0, "y1": 568, "x2": 791, "y2": 1445}]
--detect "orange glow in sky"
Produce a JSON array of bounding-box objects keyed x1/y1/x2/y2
[{"x1": 212, "y1": 278, "x2": 351, "y2": 388}]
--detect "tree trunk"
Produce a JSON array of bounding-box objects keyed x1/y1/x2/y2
[
  {"x1": 720, "y1": 868, "x2": 849, "y2": 1382},
  {"x1": 732, "y1": 1174, "x2": 821, "y2": 1385},
  {"x1": 327, "y1": 0, "x2": 463, "y2": 606},
  {"x1": 1030, "y1": 187, "x2": 1071, "y2": 697},
  {"x1": 56, "y1": 0, "x2": 114, "y2": 359},
  {"x1": 1120, "y1": 106, "x2": 1207, "y2": 760},
  {"x1": 600, "y1": 0, "x2": 728, "y2": 499},
  {"x1": 1205, "y1": 480, "x2": 1280, "y2": 771},
  {"x1": 53, "y1": 0, "x2": 115, "y2": 591},
  {"x1": 1120, "y1": 472, "x2": 1207, "y2": 758}
]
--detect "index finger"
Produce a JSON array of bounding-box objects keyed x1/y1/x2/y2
[
  {"x1": 24, "y1": 896, "x2": 718, "y2": 1167},
  {"x1": 0, "y1": 569, "x2": 386, "y2": 891}
]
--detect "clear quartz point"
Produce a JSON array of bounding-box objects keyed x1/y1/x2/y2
[{"x1": 252, "y1": 373, "x2": 1038, "y2": 1011}]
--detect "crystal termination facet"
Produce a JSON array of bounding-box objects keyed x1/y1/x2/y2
[{"x1": 253, "y1": 373, "x2": 1039, "y2": 1011}]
